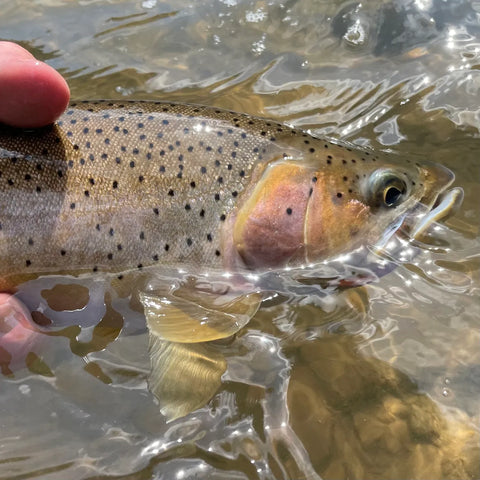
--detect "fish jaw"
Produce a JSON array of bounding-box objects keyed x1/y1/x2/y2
[{"x1": 401, "y1": 162, "x2": 463, "y2": 240}]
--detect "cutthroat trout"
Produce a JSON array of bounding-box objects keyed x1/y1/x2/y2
[
  {"x1": 0, "y1": 100, "x2": 463, "y2": 419},
  {"x1": 0, "y1": 100, "x2": 461, "y2": 289}
]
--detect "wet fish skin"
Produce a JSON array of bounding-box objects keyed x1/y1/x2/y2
[{"x1": 0, "y1": 100, "x2": 451, "y2": 289}]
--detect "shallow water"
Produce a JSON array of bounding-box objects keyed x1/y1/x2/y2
[{"x1": 1, "y1": 1, "x2": 479, "y2": 479}]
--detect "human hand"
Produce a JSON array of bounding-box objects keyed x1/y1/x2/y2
[{"x1": 0, "y1": 41, "x2": 70, "y2": 128}]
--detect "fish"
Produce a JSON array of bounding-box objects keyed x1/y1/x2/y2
[{"x1": 0, "y1": 100, "x2": 463, "y2": 418}]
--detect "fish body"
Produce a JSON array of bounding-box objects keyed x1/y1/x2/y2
[
  {"x1": 0, "y1": 101, "x2": 459, "y2": 289},
  {"x1": 0, "y1": 101, "x2": 463, "y2": 419}
]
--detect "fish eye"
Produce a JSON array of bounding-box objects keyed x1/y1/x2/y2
[{"x1": 367, "y1": 169, "x2": 409, "y2": 208}]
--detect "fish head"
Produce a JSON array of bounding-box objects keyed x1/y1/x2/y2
[{"x1": 229, "y1": 145, "x2": 462, "y2": 271}]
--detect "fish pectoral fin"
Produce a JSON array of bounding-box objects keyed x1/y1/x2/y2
[
  {"x1": 140, "y1": 287, "x2": 262, "y2": 343},
  {"x1": 148, "y1": 334, "x2": 226, "y2": 421}
]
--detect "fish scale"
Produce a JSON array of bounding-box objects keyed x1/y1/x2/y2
[
  {"x1": 0, "y1": 101, "x2": 301, "y2": 278},
  {"x1": 0, "y1": 100, "x2": 456, "y2": 290}
]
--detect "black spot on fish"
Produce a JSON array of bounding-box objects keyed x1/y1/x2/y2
[
  {"x1": 153, "y1": 207, "x2": 159, "y2": 215},
  {"x1": 207, "y1": 233, "x2": 212, "y2": 242},
  {"x1": 201, "y1": 166, "x2": 207, "y2": 174},
  {"x1": 200, "y1": 209, "x2": 205, "y2": 217},
  {"x1": 220, "y1": 214, "x2": 226, "y2": 221},
  {"x1": 152, "y1": 254, "x2": 159, "y2": 262},
  {"x1": 215, "y1": 250, "x2": 221, "y2": 257},
  {"x1": 239, "y1": 170, "x2": 245, "y2": 177},
  {"x1": 168, "y1": 189, "x2": 174, "y2": 196},
  {"x1": 28, "y1": 238, "x2": 34, "y2": 246},
  {"x1": 70, "y1": 203, "x2": 75, "y2": 209},
  {"x1": 138, "y1": 123, "x2": 144, "y2": 129},
  {"x1": 96, "y1": 224, "x2": 101, "y2": 231},
  {"x1": 117, "y1": 244, "x2": 122, "y2": 251},
  {"x1": 130, "y1": 161, "x2": 135, "y2": 168},
  {"x1": 185, "y1": 204, "x2": 191, "y2": 211},
  {"x1": 24, "y1": 174, "x2": 31, "y2": 181},
  {"x1": 159, "y1": 165, "x2": 165, "y2": 173},
  {"x1": 186, "y1": 238, "x2": 192, "y2": 246},
  {"x1": 84, "y1": 190, "x2": 90, "y2": 197},
  {"x1": 232, "y1": 191, "x2": 238, "y2": 197},
  {"x1": 138, "y1": 175, "x2": 144, "y2": 182},
  {"x1": 214, "y1": 193, "x2": 220, "y2": 201},
  {"x1": 36, "y1": 186, "x2": 41, "y2": 193},
  {"x1": 164, "y1": 244, "x2": 170, "y2": 251},
  {"x1": 190, "y1": 181, "x2": 196, "y2": 188},
  {"x1": 61, "y1": 250, "x2": 66, "y2": 256},
  {"x1": 286, "y1": 208, "x2": 292, "y2": 215},
  {"x1": 109, "y1": 228, "x2": 114, "y2": 236},
  {"x1": 140, "y1": 231, "x2": 145, "y2": 240},
  {"x1": 107, "y1": 253, "x2": 113, "y2": 260},
  {"x1": 83, "y1": 127, "x2": 89, "y2": 134},
  {"x1": 337, "y1": 192, "x2": 343, "y2": 198},
  {"x1": 25, "y1": 260, "x2": 31, "y2": 267}
]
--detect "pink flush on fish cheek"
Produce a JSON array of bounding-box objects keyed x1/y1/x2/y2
[{"x1": 233, "y1": 161, "x2": 313, "y2": 269}]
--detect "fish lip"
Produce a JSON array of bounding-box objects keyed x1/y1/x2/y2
[
  {"x1": 417, "y1": 161, "x2": 455, "y2": 208},
  {"x1": 410, "y1": 186, "x2": 464, "y2": 239}
]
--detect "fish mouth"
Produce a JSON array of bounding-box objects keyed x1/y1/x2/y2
[
  {"x1": 410, "y1": 186, "x2": 464, "y2": 238},
  {"x1": 408, "y1": 162, "x2": 463, "y2": 239}
]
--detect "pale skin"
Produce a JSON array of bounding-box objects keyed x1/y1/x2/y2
[{"x1": 0, "y1": 42, "x2": 70, "y2": 366}]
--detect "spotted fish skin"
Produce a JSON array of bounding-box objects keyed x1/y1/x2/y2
[{"x1": 0, "y1": 101, "x2": 450, "y2": 289}]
